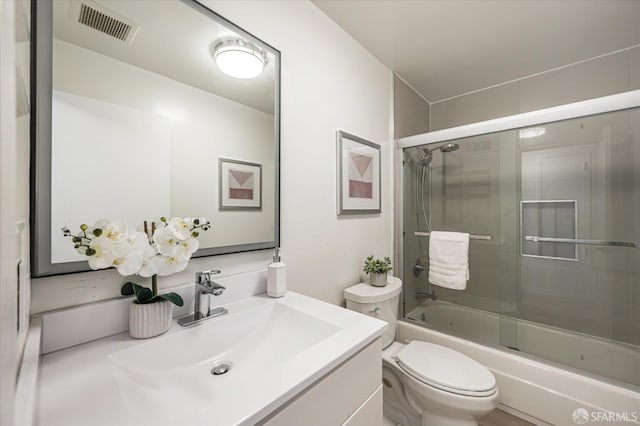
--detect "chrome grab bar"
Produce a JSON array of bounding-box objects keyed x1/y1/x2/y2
[
  {"x1": 524, "y1": 236, "x2": 640, "y2": 248},
  {"x1": 414, "y1": 231, "x2": 492, "y2": 241}
]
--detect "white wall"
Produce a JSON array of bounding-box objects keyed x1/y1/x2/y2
[
  {"x1": 32, "y1": 0, "x2": 393, "y2": 311},
  {"x1": 0, "y1": 0, "x2": 31, "y2": 424},
  {"x1": 0, "y1": 1, "x2": 17, "y2": 423}
]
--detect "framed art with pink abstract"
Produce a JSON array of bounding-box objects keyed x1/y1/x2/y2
[
  {"x1": 337, "y1": 130, "x2": 381, "y2": 214},
  {"x1": 219, "y1": 158, "x2": 262, "y2": 210}
]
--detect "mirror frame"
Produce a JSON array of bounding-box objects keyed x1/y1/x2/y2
[{"x1": 30, "y1": 0, "x2": 281, "y2": 277}]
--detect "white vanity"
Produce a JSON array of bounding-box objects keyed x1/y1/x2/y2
[{"x1": 37, "y1": 273, "x2": 386, "y2": 426}]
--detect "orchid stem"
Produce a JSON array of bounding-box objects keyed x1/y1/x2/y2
[{"x1": 152, "y1": 274, "x2": 158, "y2": 297}]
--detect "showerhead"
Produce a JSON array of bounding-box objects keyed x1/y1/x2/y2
[
  {"x1": 420, "y1": 142, "x2": 460, "y2": 166},
  {"x1": 439, "y1": 142, "x2": 459, "y2": 153}
]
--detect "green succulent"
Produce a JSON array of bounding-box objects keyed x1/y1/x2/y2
[{"x1": 362, "y1": 255, "x2": 393, "y2": 274}]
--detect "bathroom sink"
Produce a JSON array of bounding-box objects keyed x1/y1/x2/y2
[
  {"x1": 107, "y1": 298, "x2": 344, "y2": 425},
  {"x1": 109, "y1": 301, "x2": 339, "y2": 372}
]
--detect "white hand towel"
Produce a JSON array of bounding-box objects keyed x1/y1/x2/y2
[{"x1": 428, "y1": 231, "x2": 469, "y2": 290}]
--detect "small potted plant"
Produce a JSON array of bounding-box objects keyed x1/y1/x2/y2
[
  {"x1": 62, "y1": 217, "x2": 211, "y2": 338},
  {"x1": 363, "y1": 255, "x2": 393, "y2": 287}
]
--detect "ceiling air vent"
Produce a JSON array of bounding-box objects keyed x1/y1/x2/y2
[{"x1": 70, "y1": 1, "x2": 139, "y2": 43}]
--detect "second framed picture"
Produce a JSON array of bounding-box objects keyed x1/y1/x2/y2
[
  {"x1": 219, "y1": 158, "x2": 262, "y2": 210},
  {"x1": 336, "y1": 130, "x2": 381, "y2": 215}
]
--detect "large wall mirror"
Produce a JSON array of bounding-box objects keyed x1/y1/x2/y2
[{"x1": 32, "y1": 0, "x2": 280, "y2": 277}]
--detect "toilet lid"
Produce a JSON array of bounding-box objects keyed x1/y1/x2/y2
[{"x1": 396, "y1": 341, "x2": 496, "y2": 397}]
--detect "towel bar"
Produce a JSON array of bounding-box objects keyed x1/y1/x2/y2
[
  {"x1": 414, "y1": 232, "x2": 492, "y2": 241},
  {"x1": 524, "y1": 236, "x2": 640, "y2": 248}
]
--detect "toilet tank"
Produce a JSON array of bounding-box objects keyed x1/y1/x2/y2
[{"x1": 344, "y1": 277, "x2": 402, "y2": 348}]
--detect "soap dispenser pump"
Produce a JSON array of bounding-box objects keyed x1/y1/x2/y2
[{"x1": 267, "y1": 247, "x2": 287, "y2": 297}]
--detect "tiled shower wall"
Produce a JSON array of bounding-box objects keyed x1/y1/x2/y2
[
  {"x1": 393, "y1": 75, "x2": 430, "y2": 138},
  {"x1": 430, "y1": 46, "x2": 640, "y2": 131},
  {"x1": 394, "y1": 45, "x2": 640, "y2": 138}
]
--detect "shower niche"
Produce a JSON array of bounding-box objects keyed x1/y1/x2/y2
[{"x1": 520, "y1": 200, "x2": 577, "y2": 260}]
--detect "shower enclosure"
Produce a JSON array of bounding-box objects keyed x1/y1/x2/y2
[{"x1": 402, "y1": 105, "x2": 640, "y2": 389}]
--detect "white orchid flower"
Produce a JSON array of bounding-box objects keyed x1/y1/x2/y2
[
  {"x1": 167, "y1": 217, "x2": 191, "y2": 240},
  {"x1": 87, "y1": 236, "x2": 115, "y2": 270},
  {"x1": 152, "y1": 226, "x2": 179, "y2": 256},
  {"x1": 103, "y1": 221, "x2": 128, "y2": 242},
  {"x1": 112, "y1": 243, "x2": 144, "y2": 276},
  {"x1": 177, "y1": 237, "x2": 199, "y2": 257},
  {"x1": 150, "y1": 254, "x2": 188, "y2": 276},
  {"x1": 125, "y1": 231, "x2": 150, "y2": 254},
  {"x1": 111, "y1": 232, "x2": 149, "y2": 276},
  {"x1": 138, "y1": 245, "x2": 160, "y2": 277},
  {"x1": 66, "y1": 217, "x2": 210, "y2": 278}
]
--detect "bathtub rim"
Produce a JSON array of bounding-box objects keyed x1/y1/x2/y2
[{"x1": 406, "y1": 299, "x2": 640, "y2": 356}]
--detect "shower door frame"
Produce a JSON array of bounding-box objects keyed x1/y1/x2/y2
[{"x1": 398, "y1": 90, "x2": 640, "y2": 150}]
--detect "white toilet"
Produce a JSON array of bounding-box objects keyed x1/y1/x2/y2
[{"x1": 344, "y1": 277, "x2": 498, "y2": 426}]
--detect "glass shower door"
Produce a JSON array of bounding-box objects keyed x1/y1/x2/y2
[
  {"x1": 402, "y1": 129, "x2": 519, "y2": 350},
  {"x1": 516, "y1": 108, "x2": 640, "y2": 386}
]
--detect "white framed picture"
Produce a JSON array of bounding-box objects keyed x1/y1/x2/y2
[
  {"x1": 336, "y1": 130, "x2": 381, "y2": 214},
  {"x1": 219, "y1": 158, "x2": 262, "y2": 210}
]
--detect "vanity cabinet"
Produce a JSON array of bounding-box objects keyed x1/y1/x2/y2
[{"x1": 262, "y1": 337, "x2": 383, "y2": 426}]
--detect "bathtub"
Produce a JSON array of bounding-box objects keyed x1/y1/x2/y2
[{"x1": 401, "y1": 301, "x2": 640, "y2": 425}]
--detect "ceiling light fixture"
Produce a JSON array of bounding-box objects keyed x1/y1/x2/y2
[
  {"x1": 212, "y1": 39, "x2": 266, "y2": 79},
  {"x1": 518, "y1": 127, "x2": 546, "y2": 139}
]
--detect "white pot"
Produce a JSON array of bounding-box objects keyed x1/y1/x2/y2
[
  {"x1": 129, "y1": 300, "x2": 173, "y2": 339},
  {"x1": 369, "y1": 272, "x2": 388, "y2": 287}
]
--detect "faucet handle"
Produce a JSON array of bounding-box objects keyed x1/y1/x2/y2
[
  {"x1": 196, "y1": 269, "x2": 221, "y2": 284},
  {"x1": 205, "y1": 270, "x2": 221, "y2": 283}
]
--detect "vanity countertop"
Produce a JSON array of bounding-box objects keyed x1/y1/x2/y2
[{"x1": 37, "y1": 291, "x2": 386, "y2": 426}]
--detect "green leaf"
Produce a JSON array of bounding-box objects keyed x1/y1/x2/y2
[
  {"x1": 136, "y1": 287, "x2": 153, "y2": 304},
  {"x1": 148, "y1": 292, "x2": 184, "y2": 307},
  {"x1": 121, "y1": 281, "x2": 136, "y2": 296},
  {"x1": 122, "y1": 282, "x2": 154, "y2": 304}
]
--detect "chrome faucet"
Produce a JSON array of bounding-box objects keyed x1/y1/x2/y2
[
  {"x1": 415, "y1": 291, "x2": 438, "y2": 301},
  {"x1": 178, "y1": 270, "x2": 228, "y2": 327}
]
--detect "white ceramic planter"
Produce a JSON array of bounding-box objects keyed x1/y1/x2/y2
[
  {"x1": 369, "y1": 272, "x2": 388, "y2": 287},
  {"x1": 128, "y1": 300, "x2": 173, "y2": 339}
]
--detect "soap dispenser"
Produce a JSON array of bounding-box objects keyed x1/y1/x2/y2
[{"x1": 267, "y1": 247, "x2": 287, "y2": 297}]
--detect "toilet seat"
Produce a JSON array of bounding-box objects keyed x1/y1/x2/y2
[{"x1": 395, "y1": 341, "x2": 497, "y2": 397}]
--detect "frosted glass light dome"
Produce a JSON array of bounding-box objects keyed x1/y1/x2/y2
[{"x1": 213, "y1": 40, "x2": 266, "y2": 79}]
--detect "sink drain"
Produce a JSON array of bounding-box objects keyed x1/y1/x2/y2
[{"x1": 211, "y1": 361, "x2": 232, "y2": 375}]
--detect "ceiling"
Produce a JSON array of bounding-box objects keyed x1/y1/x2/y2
[
  {"x1": 312, "y1": 0, "x2": 640, "y2": 103},
  {"x1": 53, "y1": 0, "x2": 276, "y2": 114}
]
